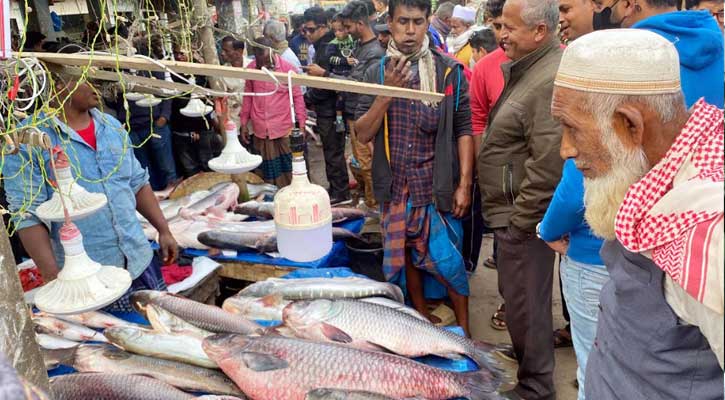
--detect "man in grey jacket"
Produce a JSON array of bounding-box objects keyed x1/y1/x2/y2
[
  {"x1": 307, "y1": 0, "x2": 385, "y2": 209},
  {"x1": 477, "y1": 0, "x2": 563, "y2": 398}
]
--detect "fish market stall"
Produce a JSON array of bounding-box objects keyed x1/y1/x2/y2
[
  {"x1": 144, "y1": 172, "x2": 369, "y2": 285},
  {"x1": 39, "y1": 273, "x2": 506, "y2": 400}
]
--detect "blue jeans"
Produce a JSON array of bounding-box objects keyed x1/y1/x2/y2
[
  {"x1": 560, "y1": 256, "x2": 609, "y2": 400},
  {"x1": 130, "y1": 124, "x2": 177, "y2": 190}
]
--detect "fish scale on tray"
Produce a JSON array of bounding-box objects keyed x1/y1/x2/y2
[{"x1": 202, "y1": 334, "x2": 504, "y2": 400}]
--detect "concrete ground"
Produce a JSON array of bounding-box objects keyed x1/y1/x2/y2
[
  {"x1": 472, "y1": 237, "x2": 579, "y2": 400},
  {"x1": 308, "y1": 135, "x2": 579, "y2": 399}
]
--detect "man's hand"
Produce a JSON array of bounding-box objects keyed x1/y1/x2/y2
[
  {"x1": 240, "y1": 125, "x2": 250, "y2": 144},
  {"x1": 347, "y1": 57, "x2": 359, "y2": 66},
  {"x1": 546, "y1": 237, "x2": 569, "y2": 255},
  {"x1": 452, "y1": 184, "x2": 472, "y2": 219},
  {"x1": 305, "y1": 64, "x2": 327, "y2": 77},
  {"x1": 384, "y1": 57, "x2": 413, "y2": 88},
  {"x1": 157, "y1": 230, "x2": 179, "y2": 265},
  {"x1": 155, "y1": 116, "x2": 168, "y2": 127}
]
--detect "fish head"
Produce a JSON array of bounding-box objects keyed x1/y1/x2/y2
[
  {"x1": 282, "y1": 299, "x2": 334, "y2": 328},
  {"x1": 103, "y1": 326, "x2": 146, "y2": 346},
  {"x1": 202, "y1": 334, "x2": 253, "y2": 360},
  {"x1": 129, "y1": 290, "x2": 162, "y2": 314},
  {"x1": 74, "y1": 344, "x2": 124, "y2": 369}
]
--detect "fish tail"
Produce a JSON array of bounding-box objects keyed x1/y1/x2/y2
[
  {"x1": 466, "y1": 340, "x2": 504, "y2": 371},
  {"x1": 460, "y1": 368, "x2": 505, "y2": 400}
]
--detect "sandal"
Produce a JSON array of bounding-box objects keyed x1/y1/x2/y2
[
  {"x1": 483, "y1": 256, "x2": 497, "y2": 270},
  {"x1": 490, "y1": 303, "x2": 507, "y2": 330},
  {"x1": 554, "y1": 328, "x2": 573, "y2": 348},
  {"x1": 494, "y1": 343, "x2": 517, "y2": 363}
]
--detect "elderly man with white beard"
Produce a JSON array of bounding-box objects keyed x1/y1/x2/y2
[{"x1": 552, "y1": 29, "x2": 724, "y2": 399}]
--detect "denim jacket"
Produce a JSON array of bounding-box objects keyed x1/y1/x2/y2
[{"x1": 4, "y1": 109, "x2": 153, "y2": 278}]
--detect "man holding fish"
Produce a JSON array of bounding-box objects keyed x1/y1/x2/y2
[
  {"x1": 3, "y1": 73, "x2": 179, "y2": 312},
  {"x1": 355, "y1": 0, "x2": 474, "y2": 335}
]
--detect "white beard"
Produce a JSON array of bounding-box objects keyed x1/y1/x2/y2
[{"x1": 582, "y1": 130, "x2": 650, "y2": 241}]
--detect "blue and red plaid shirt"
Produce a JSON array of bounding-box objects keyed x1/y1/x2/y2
[{"x1": 386, "y1": 67, "x2": 440, "y2": 207}]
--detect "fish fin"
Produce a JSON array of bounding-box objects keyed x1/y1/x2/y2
[
  {"x1": 467, "y1": 340, "x2": 506, "y2": 372},
  {"x1": 319, "y1": 323, "x2": 352, "y2": 344},
  {"x1": 460, "y1": 368, "x2": 505, "y2": 400},
  {"x1": 238, "y1": 352, "x2": 288, "y2": 372},
  {"x1": 259, "y1": 293, "x2": 285, "y2": 307},
  {"x1": 354, "y1": 340, "x2": 393, "y2": 353}
]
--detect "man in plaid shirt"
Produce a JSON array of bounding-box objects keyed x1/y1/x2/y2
[{"x1": 355, "y1": 0, "x2": 474, "y2": 336}]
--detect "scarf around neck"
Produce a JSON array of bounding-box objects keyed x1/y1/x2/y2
[
  {"x1": 447, "y1": 26, "x2": 476, "y2": 55},
  {"x1": 431, "y1": 16, "x2": 451, "y2": 38},
  {"x1": 615, "y1": 100, "x2": 724, "y2": 315},
  {"x1": 386, "y1": 35, "x2": 438, "y2": 106}
]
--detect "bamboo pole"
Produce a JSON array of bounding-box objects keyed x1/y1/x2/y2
[{"x1": 27, "y1": 52, "x2": 444, "y2": 102}]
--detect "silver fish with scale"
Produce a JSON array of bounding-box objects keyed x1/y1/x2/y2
[{"x1": 238, "y1": 277, "x2": 404, "y2": 303}]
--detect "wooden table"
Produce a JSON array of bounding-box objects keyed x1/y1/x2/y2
[{"x1": 217, "y1": 260, "x2": 298, "y2": 282}]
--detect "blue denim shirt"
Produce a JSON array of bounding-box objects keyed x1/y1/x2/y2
[{"x1": 4, "y1": 109, "x2": 153, "y2": 279}]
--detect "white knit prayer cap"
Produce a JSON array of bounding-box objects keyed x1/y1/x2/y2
[
  {"x1": 555, "y1": 29, "x2": 681, "y2": 95},
  {"x1": 452, "y1": 5, "x2": 476, "y2": 23}
]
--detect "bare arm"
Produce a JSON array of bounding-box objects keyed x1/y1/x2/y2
[
  {"x1": 473, "y1": 135, "x2": 482, "y2": 157},
  {"x1": 18, "y1": 226, "x2": 59, "y2": 281},
  {"x1": 452, "y1": 135, "x2": 474, "y2": 218},
  {"x1": 135, "y1": 184, "x2": 178, "y2": 264}
]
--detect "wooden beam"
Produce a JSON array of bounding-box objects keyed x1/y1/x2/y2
[
  {"x1": 26, "y1": 52, "x2": 445, "y2": 102},
  {"x1": 51, "y1": 65, "x2": 210, "y2": 97}
]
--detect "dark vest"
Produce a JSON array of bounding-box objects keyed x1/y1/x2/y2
[{"x1": 586, "y1": 240, "x2": 723, "y2": 399}]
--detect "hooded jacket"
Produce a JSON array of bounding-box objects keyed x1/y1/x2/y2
[{"x1": 634, "y1": 10, "x2": 724, "y2": 108}]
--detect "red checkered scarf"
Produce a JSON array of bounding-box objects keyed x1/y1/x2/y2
[{"x1": 615, "y1": 100, "x2": 724, "y2": 315}]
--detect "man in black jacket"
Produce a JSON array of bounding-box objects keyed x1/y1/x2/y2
[
  {"x1": 355, "y1": 0, "x2": 474, "y2": 336},
  {"x1": 307, "y1": 1, "x2": 385, "y2": 210},
  {"x1": 303, "y1": 6, "x2": 351, "y2": 204}
]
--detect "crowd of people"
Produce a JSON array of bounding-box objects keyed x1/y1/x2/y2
[{"x1": 4, "y1": 0, "x2": 724, "y2": 398}]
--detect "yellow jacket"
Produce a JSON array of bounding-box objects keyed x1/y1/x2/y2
[{"x1": 454, "y1": 43, "x2": 473, "y2": 68}]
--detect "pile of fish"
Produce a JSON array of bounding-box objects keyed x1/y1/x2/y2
[
  {"x1": 138, "y1": 185, "x2": 367, "y2": 252},
  {"x1": 235, "y1": 201, "x2": 367, "y2": 223},
  {"x1": 38, "y1": 277, "x2": 507, "y2": 399}
]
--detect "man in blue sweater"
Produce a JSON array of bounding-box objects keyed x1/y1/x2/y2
[
  {"x1": 537, "y1": 159, "x2": 606, "y2": 400},
  {"x1": 592, "y1": 0, "x2": 724, "y2": 108},
  {"x1": 538, "y1": 6, "x2": 600, "y2": 397}
]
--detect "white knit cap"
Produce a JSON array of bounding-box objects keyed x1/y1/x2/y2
[
  {"x1": 555, "y1": 29, "x2": 681, "y2": 95},
  {"x1": 452, "y1": 5, "x2": 476, "y2": 23}
]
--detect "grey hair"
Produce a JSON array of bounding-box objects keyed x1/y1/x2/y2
[
  {"x1": 520, "y1": 0, "x2": 559, "y2": 32},
  {"x1": 263, "y1": 20, "x2": 287, "y2": 43},
  {"x1": 583, "y1": 91, "x2": 686, "y2": 134},
  {"x1": 435, "y1": 1, "x2": 456, "y2": 19}
]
